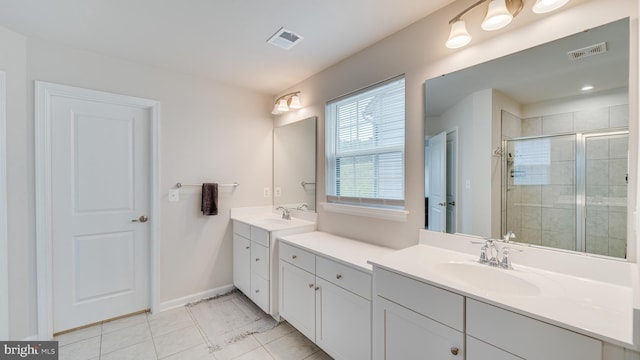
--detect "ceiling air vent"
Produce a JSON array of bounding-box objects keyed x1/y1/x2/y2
[
  {"x1": 567, "y1": 42, "x2": 608, "y2": 61},
  {"x1": 267, "y1": 27, "x2": 304, "y2": 50}
]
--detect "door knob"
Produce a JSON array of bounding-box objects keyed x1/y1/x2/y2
[
  {"x1": 438, "y1": 202, "x2": 446, "y2": 207},
  {"x1": 131, "y1": 215, "x2": 149, "y2": 223},
  {"x1": 450, "y1": 347, "x2": 459, "y2": 355}
]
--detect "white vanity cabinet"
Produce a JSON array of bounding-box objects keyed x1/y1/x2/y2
[
  {"x1": 372, "y1": 265, "x2": 631, "y2": 360},
  {"x1": 233, "y1": 221, "x2": 270, "y2": 312},
  {"x1": 279, "y1": 233, "x2": 393, "y2": 360},
  {"x1": 232, "y1": 218, "x2": 315, "y2": 317},
  {"x1": 373, "y1": 267, "x2": 464, "y2": 360}
]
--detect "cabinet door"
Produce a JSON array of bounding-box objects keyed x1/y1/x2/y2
[
  {"x1": 279, "y1": 261, "x2": 316, "y2": 341},
  {"x1": 374, "y1": 297, "x2": 464, "y2": 360},
  {"x1": 315, "y1": 277, "x2": 370, "y2": 360},
  {"x1": 251, "y1": 242, "x2": 269, "y2": 280},
  {"x1": 233, "y1": 234, "x2": 251, "y2": 295}
]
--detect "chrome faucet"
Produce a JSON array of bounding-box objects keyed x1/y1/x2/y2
[
  {"x1": 275, "y1": 206, "x2": 291, "y2": 220},
  {"x1": 477, "y1": 238, "x2": 513, "y2": 269},
  {"x1": 296, "y1": 203, "x2": 309, "y2": 211}
]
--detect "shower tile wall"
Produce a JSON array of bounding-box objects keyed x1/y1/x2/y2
[
  {"x1": 585, "y1": 134, "x2": 628, "y2": 258},
  {"x1": 504, "y1": 105, "x2": 628, "y2": 257}
]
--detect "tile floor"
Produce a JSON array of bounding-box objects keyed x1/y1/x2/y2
[{"x1": 55, "y1": 306, "x2": 332, "y2": 360}]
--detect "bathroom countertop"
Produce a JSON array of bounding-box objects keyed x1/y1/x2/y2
[
  {"x1": 278, "y1": 231, "x2": 394, "y2": 273},
  {"x1": 368, "y1": 244, "x2": 638, "y2": 350},
  {"x1": 231, "y1": 212, "x2": 316, "y2": 232}
]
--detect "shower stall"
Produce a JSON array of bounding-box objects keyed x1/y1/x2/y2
[{"x1": 502, "y1": 130, "x2": 628, "y2": 258}]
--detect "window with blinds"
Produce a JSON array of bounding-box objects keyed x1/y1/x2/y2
[
  {"x1": 325, "y1": 76, "x2": 405, "y2": 208},
  {"x1": 513, "y1": 138, "x2": 551, "y2": 185}
]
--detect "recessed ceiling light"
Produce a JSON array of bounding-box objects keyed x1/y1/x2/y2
[{"x1": 581, "y1": 85, "x2": 594, "y2": 91}]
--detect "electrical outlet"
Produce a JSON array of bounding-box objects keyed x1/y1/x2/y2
[
  {"x1": 169, "y1": 189, "x2": 179, "y2": 202},
  {"x1": 275, "y1": 187, "x2": 282, "y2": 197},
  {"x1": 263, "y1": 187, "x2": 271, "y2": 197}
]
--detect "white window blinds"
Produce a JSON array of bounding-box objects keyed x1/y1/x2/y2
[{"x1": 326, "y1": 76, "x2": 405, "y2": 208}]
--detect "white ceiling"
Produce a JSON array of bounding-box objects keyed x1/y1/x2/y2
[{"x1": 0, "y1": 0, "x2": 456, "y2": 94}]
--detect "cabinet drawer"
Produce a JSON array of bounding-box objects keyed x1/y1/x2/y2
[
  {"x1": 467, "y1": 299, "x2": 602, "y2": 360},
  {"x1": 233, "y1": 221, "x2": 251, "y2": 239},
  {"x1": 251, "y1": 226, "x2": 270, "y2": 247},
  {"x1": 375, "y1": 267, "x2": 463, "y2": 331},
  {"x1": 316, "y1": 256, "x2": 371, "y2": 300},
  {"x1": 467, "y1": 336, "x2": 522, "y2": 360},
  {"x1": 280, "y1": 242, "x2": 315, "y2": 273},
  {"x1": 250, "y1": 272, "x2": 269, "y2": 313},
  {"x1": 251, "y1": 243, "x2": 269, "y2": 279}
]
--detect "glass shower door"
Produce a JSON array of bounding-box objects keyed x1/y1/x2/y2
[
  {"x1": 504, "y1": 135, "x2": 576, "y2": 250},
  {"x1": 581, "y1": 131, "x2": 628, "y2": 258}
]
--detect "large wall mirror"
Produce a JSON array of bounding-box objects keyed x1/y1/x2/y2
[
  {"x1": 425, "y1": 18, "x2": 633, "y2": 259},
  {"x1": 274, "y1": 116, "x2": 317, "y2": 211}
]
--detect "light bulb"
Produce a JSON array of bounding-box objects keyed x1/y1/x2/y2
[
  {"x1": 446, "y1": 20, "x2": 472, "y2": 49},
  {"x1": 482, "y1": 0, "x2": 513, "y2": 31},
  {"x1": 532, "y1": 0, "x2": 569, "y2": 14},
  {"x1": 276, "y1": 98, "x2": 289, "y2": 112},
  {"x1": 289, "y1": 94, "x2": 302, "y2": 109}
]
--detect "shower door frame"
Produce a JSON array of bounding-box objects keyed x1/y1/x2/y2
[{"x1": 502, "y1": 128, "x2": 629, "y2": 256}]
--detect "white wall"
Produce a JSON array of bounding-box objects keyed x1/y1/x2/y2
[
  {"x1": 0, "y1": 26, "x2": 28, "y2": 340},
  {"x1": 5, "y1": 35, "x2": 273, "y2": 339},
  {"x1": 3, "y1": 0, "x2": 638, "y2": 340},
  {"x1": 26, "y1": 38, "x2": 275, "y2": 306},
  {"x1": 275, "y1": 0, "x2": 638, "y2": 250}
]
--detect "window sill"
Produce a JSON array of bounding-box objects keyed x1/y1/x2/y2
[{"x1": 320, "y1": 202, "x2": 409, "y2": 222}]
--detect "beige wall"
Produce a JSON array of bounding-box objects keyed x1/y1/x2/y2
[
  {"x1": 1, "y1": 25, "x2": 29, "y2": 341},
  {"x1": 3, "y1": 0, "x2": 639, "y2": 340},
  {"x1": 6, "y1": 35, "x2": 273, "y2": 339},
  {"x1": 275, "y1": 0, "x2": 638, "y2": 251}
]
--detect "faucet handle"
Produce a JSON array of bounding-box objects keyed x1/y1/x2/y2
[
  {"x1": 500, "y1": 247, "x2": 512, "y2": 269},
  {"x1": 478, "y1": 244, "x2": 489, "y2": 264}
]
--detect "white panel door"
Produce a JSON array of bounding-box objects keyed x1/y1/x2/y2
[
  {"x1": 428, "y1": 131, "x2": 447, "y2": 232},
  {"x1": 51, "y1": 94, "x2": 150, "y2": 333}
]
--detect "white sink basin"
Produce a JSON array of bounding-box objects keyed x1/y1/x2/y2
[
  {"x1": 435, "y1": 262, "x2": 541, "y2": 296},
  {"x1": 260, "y1": 218, "x2": 292, "y2": 225}
]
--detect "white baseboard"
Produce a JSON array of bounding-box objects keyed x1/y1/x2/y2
[{"x1": 158, "y1": 284, "x2": 236, "y2": 312}]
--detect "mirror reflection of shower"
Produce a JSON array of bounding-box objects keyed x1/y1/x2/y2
[{"x1": 501, "y1": 109, "x2": 628, "y2": 258}]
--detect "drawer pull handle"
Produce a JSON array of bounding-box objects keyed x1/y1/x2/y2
[
  {"x1": 336, "y1": 274, "x2": 343, "y2": 280},
  {"x1": 315, "y1": 286, "x2": 320, "y2": 291},
  {"x1": 308, "y1": 283, "x2": 314, "y2": 288},
  {"x1": 255, "y1": 258, "x2": 260, "y2": 261},
  {"x1": 255, "y1": 289, "x2": 260, "y2": 293},
  {"x1": 292, "y1": 255, "x2": 297, "y2": 259},
  {"x1": 450, "y1": 347, "x2": 459, "y2": 356},
  {"x1": 245, "y1": 246, "x2": 250, "y2": 250}
]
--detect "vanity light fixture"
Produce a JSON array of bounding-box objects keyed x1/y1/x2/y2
[
  {"x1": 532, "y1": 0, "x2": 570, "y2": 13},
  {"x1": 445, "y1": 0, "x2": 570, "y2": 49},
  {"x1": 271, "y1": 91, "x2": 302, "y2": 115}
]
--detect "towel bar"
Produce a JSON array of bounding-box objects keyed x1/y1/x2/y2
[{"x1": 176, "y1": 182, "x2": 239, "y2": 188}]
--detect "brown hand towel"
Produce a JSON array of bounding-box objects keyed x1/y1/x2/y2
[{"x1": 201, "y1": 183, "x2": 218, "y2": 216}]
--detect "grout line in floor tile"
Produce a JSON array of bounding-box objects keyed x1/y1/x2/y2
[{"x1": 146, "y1": 312, "x2": 160, "y2": 360}]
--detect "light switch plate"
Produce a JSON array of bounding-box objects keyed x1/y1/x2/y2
[
  {"x1": 275, "y1": 187, "x2": 282, "y2": 197},
  {"x1": 263, "y1": 187, "x2": 271, "y2": 197},
  {"x1": 169, "y1": 189, "x2": 179, "y2": 202}
]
